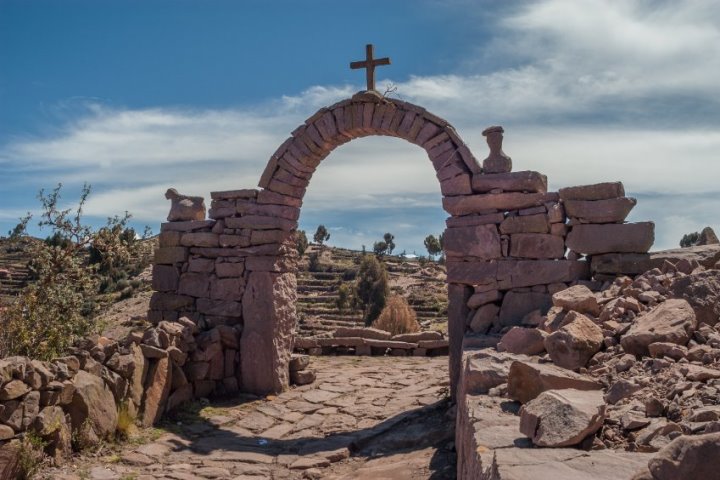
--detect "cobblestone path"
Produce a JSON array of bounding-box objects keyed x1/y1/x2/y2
[{"x1": 40, "y1": 356, "x2": 456, "y2": 480}]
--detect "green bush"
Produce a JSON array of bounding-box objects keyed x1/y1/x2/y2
[
  {"x1": 0, "y1": 183, "x2": 151, "y2": 360},
  {"x1": 354, "y1": 255, "x2": 389, "y2": 326}
]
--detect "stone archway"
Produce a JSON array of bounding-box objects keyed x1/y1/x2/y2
[
  {"x1": 150, "y1": 89, "x2": 609, "y2": 400},
  {"x1": 241, "y1": 90, "x2": 482, "y2": 396}
]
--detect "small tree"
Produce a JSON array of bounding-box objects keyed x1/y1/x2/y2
[
  {"x1": 295, "y1": 230, "x2": 309, "y2": 257},
  {"x1": 336, "y1": 283, "x2": 352, "y2": 313},
  {"x1": 0, "y1": 183, "x2": 151, "y2": 360},
  {"x1": 354, "y1": 255, "x2": 389, "y2": 325},
  {"x1": 373, "y1": 240, "x2": 388, "y2": 257},
  {"x1": 314, "y1": 225, "x2": 330, "y2": 246},
  {"x1": 680, "y1": 232, "x2": 700, "y2": 248},
  {"x1": 424, "y1": 234, "x2": 443, "y2": 260},
  {"x1": 372, "y1": 295, "x2": 420, "y2": 336},
  {"x1": 6, "y1": 213, "x2": 31, "y2": 240},
  {"x1": 383, "y1": 233, "x2": 395, "y2": 255}
]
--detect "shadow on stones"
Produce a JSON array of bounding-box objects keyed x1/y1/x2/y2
[{"x1": 159, "y1": 396, "x2": 456, "y2": 478}]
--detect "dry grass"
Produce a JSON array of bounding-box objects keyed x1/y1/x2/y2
[{"x1": 372, "y1": 295, "x2": 420, "y2": 336}]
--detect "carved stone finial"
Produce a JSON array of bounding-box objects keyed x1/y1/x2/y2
[
  {"x1": 165, "y1": 188, "x2": 206, "y2": 222},
  {"x1": 481, "y1": 125, "x2": 512, "y2": 174}
]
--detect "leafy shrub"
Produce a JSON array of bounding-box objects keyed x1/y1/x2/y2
[
  {"x1": 372, "y1": 295, "x2": 420, "y2": 336},
  {"x1": 0, "y1": 183, "x2": 151, "y2": 360},
  {"x1": 308, "y1": 252, "x2": 323, "y2": 272},
  {"x1": 336, "y1": 284, "x2": 352, "y2": 313},
  {"x1": 342, "y1": 268, "x2": 358, "y2": 281},
  {"x1": 354, "y1": 255, "x2": 389, "y2": 325}
]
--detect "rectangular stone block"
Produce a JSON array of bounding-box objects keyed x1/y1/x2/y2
[
  {"x1": 564, "y1": 197, "x2": 636, "y2": 224},
  {"x1": 188, "y1": 257, "x2": 215, "y2": 273},
  {"x1": 267, "y1": 179, "x2": 306, "y2": 198},
  {"x1": 178, "y1": 272, "x2": 210, "y2": 298},
  {"x1": 161, "y1": 220, "x2": 215, "y2": 232},
  {"x1": 245, "y1": 255, "x2": 296, "y2": 272},
  {"x1": 566, "y1": 222, "x2": 655, "y2": 255},
  {"x1": 248, "y1": 203, "x2": 301, "y2": 221},
  {"x1": 440, "y1": 174, "x2": 473, "y2": 196},
  {"x1": 149, "y1": 292, "x2": 194, "y2": 311},
  {"x1": 509, "y1": 233, "x2": 566, "y2": 259},
  {"x1": 215, "y1": 261, "x2": 245, "y2": 278},
  {"x1": 219, "y1": 234, "x2": 250, "y2": 248},
  {"x1": 211, "y1": 189, "x2": 258, "y2": 200},
  {"x1": 446, "y1": 212, "x2": 504, "y2": 228},
  {"x1": 256, "y1": 189, "x2": 303, "y2": 208},
  {"x1": 471, "y1": 171, "x2": 548, "y2": 194},
  {"x1": 196, "y1": 298, "x2": 243, "y2": 317},
  {"x1": 443, "y1": 192, "x2": 559, "y2": 216},
  {"x1": 210, "y1": 277, "x2": 245, "y2": 301},
  {"x1": 225, "y1": 215, "x2": 297, "y2": 231},
  {"x1": 448, "y1": 283, "x2": 472, "y2": 400},
  {"x1": 154, "y1": 247, "x2": 188, "y2": 265},
  {"x1": 250, "y1": 229, "x2": 290, "y2": 246},
  {"x1": 152, "y1": 265, "x2": 179, "y2": 292},
  {"x1": 180, "y1": 233, "x2": 219, "y2": 248},
  {"x1": 499, "y1": 214, "x2": 549, "y2": 235},
  {"x1": 158, "y1": 231, "x2": 182, "y2": 247},
  {"x1": 446, "y1": 260, "x2": 498, "y2": 285},
  {"x1": 590, "y1": 253, "x2": 652, "y2": 275},
  {"x1": 559, "y1": 182, "x2": 625, "y2": 201},
  {"x1": 444, "y1": 224, "x2": 502, "y2": 259},
  {"x1": 497, "y1": 260, "x2": 589, "y2": 289}
]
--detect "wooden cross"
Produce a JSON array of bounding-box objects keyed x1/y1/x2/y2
[{"x1": 350, "y1": 44, "x2": 391, "y2": 91}]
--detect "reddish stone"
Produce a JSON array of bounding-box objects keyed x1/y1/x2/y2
[
  {"x1": 566, "y1": 222, "x2": 655, "y2": 255},
  {"x1": 471, "y1": 171, "x2": 547, "y2": 194},
  {"x1": 564, "y1": 197, "x2": 636, "y2": 223},
  {"x1": 559, "y1": 182, "x2": 625, "y2": 201},
  {"x1": 443, "y1": 192, "x2": 559, "y2": 216},
  {"x1": 241, "y1": 272, "x2": 297, "y2": 395},
  {"x1": 443, "y1": 224, "x2": 502, "y2": 259},
  {"x1": 499, "y1": 214, "x2": 549, "y2": 234},
  {"x1": 509, "y1": 233, "x2": 565, "y2": 259}
]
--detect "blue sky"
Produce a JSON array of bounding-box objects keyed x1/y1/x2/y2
[{"x1": 1, "y1": 0, "x2": 719, "y2": 254}]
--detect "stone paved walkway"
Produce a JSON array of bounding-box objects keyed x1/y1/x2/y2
[{"x1": 39, "y1": 356, "x2": 455, "y2": 480}]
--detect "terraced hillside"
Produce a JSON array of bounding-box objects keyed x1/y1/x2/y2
[
  {"x1": 296, "y1": 245, "x2": 448, "y2": 337},
  {"x1": 0, "y1": 238, "x2": 35, "y2": 305}
]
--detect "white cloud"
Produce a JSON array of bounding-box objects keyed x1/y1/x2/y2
[{"x1": 1, "y1": 0, "x2": 718, "y2": 253}]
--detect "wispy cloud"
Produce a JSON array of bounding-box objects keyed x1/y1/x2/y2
[{"x1": 1, "y1": 0, "x2": 718, "y2": 253}]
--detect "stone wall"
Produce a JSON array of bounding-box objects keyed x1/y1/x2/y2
[{"x1": 0, "y1": 319, "x2": 222, "y2": 462}]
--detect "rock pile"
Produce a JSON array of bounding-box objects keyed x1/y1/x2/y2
[
  {"x1": 456, "y1": 249, "x2": 720, "y2": 478},
  {"x1": 0, "y1": 315, "x2": 305, "y2": 468}
]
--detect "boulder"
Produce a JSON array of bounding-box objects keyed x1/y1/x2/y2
[
  {"x1": 32, "y1": 406, "x2": 71, "y2": 463},
  {"x1": 0, "y1": 380, "x2": 30, "y2": 401},
  {"x1": 669, "y1": 270, "x2": 720, "y2": 326},
  {"x1": 519, "y1": 388, "x2": 606, "y2": 447},
  {"x1": 697, "y1": 226, "x2": 719, "y2": 245},
  {"x1": 497, "y1": 327, "x2": 547, "y2": 355},
  {"x1": 507, "y1": 360, "x2": 603, "y2": 404},
  {"x1": 289, "y1": 354, "x2": 310, "y2": 372},
  {"x1": 498, "y1": 290, "x2": 552, "y2": 328},
  {"x1": 551, "y1": 285, "x2": 600, "y2": 316},
  {"x1": 620, "y1": 299, "x2": 697, "y2": 356},
  {"x1": 460, "y1": 350, "x2": 527, "y2": 396},
  {"x1": 647, "y1": 432, "x2": 720, "y2": 480},
  {"x1": 469, "y1": 303, "x2": 500, "y2": 334},
  {"x1": 67, "y1": 370, "x2": 118, "y2": 440},
  {"x1": 544, "y1": 312, "x2": 603, "y2": 370}
]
